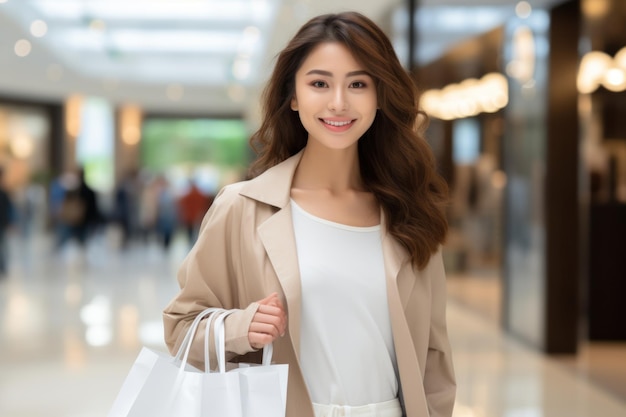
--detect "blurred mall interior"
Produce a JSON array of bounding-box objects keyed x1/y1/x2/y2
[{"x1": 0, "y1": 0, "x2": 625, "y2": 416}]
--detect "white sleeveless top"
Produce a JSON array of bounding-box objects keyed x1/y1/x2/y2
[{"x1": 290, "y1": 199, "x2": 398, "y2": 406}]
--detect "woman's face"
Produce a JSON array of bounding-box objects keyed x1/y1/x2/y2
[{"x1": 290, "y1": 42, "x2": 377, "y2": 152}]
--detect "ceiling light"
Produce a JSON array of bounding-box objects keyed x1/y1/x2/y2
[
  {"x1": 120, "y1": 105, "x2": 142, "y2": 146},
  {"x1": 576, "y1": 50, "x2": 626, "y2": 93},
  {"x1": 116, "y1": 30, "x2": 241, "y2": 53},
  {"x1": 55, "y1": 28, "x2": 245, "y2": 54},
  {"x1": 577, "y1": 51, "x2": 612, "y2": 93},
  {"x1": 582, "y1": 0, "x2": 610, "y2": 19},
  {"x1": 14, "y1": 39, "x2": 32, "y2": 57},
  {"x1": 421, "y1": 73, "x2": 508, "y2": 120},
  {"x1": 603, "y1": 68, "x2": 626, "y2": 92},
  {"x1": 515, "y1": 2, "x2": 532, "y2": 19},
  {"x1": 32, "y1": 0, "x2": 273, "y2": 23},
  {"x1": 239, "y1": 26, "x2": 261, "y2": 56},
  {"x1": 30, "y1": 20, "x2": 48, "y2": 37},
  {"x1": 10, "y1": 133, "x2": 35, "y2": 159},
  {"x1": 418, "y1": 7, "x2": 509, "y2": 33},
  {"x1": 232, "y1": 58, "x2": 251, "y2": 81},
  {"x1": 509, "y1": 25, "x2": 535, "y2": 83},
  {"x1": 65, "y1": 95, "x2": 83, "y2": 138}
]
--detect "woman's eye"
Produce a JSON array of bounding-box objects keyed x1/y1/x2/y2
[
  {"x1": 312, "y1": 81, "x2": 327, "y2": 88},
  {"x1": 350, "y1": 81, "x2": 367, "y2": 88}
]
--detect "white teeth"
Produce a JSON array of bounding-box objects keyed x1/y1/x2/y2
[{"x1": 323, "y1": 119, "x2": 352, "y2": 127}]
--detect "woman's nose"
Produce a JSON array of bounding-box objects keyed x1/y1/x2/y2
[{"x1": 328, "y1": 88, "x2": 348, "y2": 112}]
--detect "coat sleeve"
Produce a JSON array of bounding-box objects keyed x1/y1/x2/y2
[
  {"x1": 162, "y1": 183, "x2": 259, "y2": 369},
  {"x1": 424, "y1": 250, "x2": 457, "y2": 417}
]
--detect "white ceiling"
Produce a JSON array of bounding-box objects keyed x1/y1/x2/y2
[{"x1": 0, "y1": 0, "x2": 566, "y2": 116}]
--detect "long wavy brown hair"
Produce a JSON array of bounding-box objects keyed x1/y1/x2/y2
[{"x1": 249, "y1": 11, "x2": 448, "y2": 269}]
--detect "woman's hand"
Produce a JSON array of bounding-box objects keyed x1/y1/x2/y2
[{"x1": 248, "y1": 293, "x2": 287, "y2": 349}]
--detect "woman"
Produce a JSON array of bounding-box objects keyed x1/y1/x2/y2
[{"x1": 163, "y1": 11, "x2": 455, "y2": 417}]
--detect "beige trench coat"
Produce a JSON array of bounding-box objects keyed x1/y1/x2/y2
[{"x1": 163, "y1": 151, "x2": 456, "y2": 417}]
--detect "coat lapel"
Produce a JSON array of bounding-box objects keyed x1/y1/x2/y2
[
  {"x1": 240, "y1": 152, "x2": 305, "y2": 360},
  {"x1": 257, "y1": 204, "x2": 303, "y2": 358},
  {"x1": 381, "y1": 219, "x2": 430, "y2": 415},
  {"x1": 381, "y1": 215, "x2": 413, "y2": 308}
]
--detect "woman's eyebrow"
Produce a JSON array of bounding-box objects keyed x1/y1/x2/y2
[{"x1": 305, "y1": 69, "x2": 370, "y2": 77}]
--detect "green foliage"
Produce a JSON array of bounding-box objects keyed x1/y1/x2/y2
[{"x1": 142, "y1": 119, "x2": 249, "y2": 170}]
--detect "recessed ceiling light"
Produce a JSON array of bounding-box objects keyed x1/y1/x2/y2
[
  {"x1": 31, "y1": 20, "x2": 48, "y2": 37},
  {"x1": 14, "y1": 39, "x2": 32, "y2": 57},
  {"x1": 232, "y1": 58, "x2": 251, "y2": 80},
  {"x1": 515, "y1": 1, "x2": 532, "y2": 19}
]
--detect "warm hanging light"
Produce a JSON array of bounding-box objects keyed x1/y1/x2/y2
[
  {"x1": 119, "y1": 105, "x2": 142, "y2": 145},
  {"x1": 507, "y1": 25, "x2": 535, "y2": 83},
  {"x1": 65, "y1": 95, "x2": 83, "y2": 138},
  {"x1": 10, "y1": 133, "x2": 35, "y2": 159},
  {"x1": 421, "y1": 73, "x2": 509, "y2": 120},
  {"x1": 578, "y1": 49, "x2": 626, "y2": 93},
  {"x1": 603, "y1": 68, "x2": 626, "y2": 92}
]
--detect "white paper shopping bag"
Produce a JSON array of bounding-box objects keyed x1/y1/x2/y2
[
  {"x1": 234, "y1": 362, "x2": 289, "y2": 415},
  {"x1": 211, "y1": 312, "x2": 289, "y2": 417},
  {"x1": 126, "y1": 350, "x2": 242, "y2": 417},
  {"x1": 106, "y1": 347, "x2": 161, "y2": 417},
  {"x1": 107, "y1": 307, "x2": 288, "y2": 417}
]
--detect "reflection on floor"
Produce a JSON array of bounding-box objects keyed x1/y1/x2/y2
[
  {"x1": 0, "y1": 232, "x2": 625, "y2": 417},
  {"x1": 447, "y1": 270, "x2": 501, "y2": 323},
  {"x1": 447, "y1": 271, "x2": 626, "y2": 408}
]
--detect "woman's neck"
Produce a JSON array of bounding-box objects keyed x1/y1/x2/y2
[{"x1": 293, "y1": 145, "x2": 363, "y2": 193}]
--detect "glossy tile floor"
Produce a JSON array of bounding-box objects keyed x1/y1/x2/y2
[{"x1": 1, "y1": 231, "x2": 625, "y2": 417}]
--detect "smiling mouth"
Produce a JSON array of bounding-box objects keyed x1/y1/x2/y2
[{"x1": 321, "y1": 119, "x2": 354, "y2": 127}]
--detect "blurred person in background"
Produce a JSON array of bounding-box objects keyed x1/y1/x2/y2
[
  {"x1": 13, "y1": 177, "x2": 38, "y2": 239},
  {"x1": 0, "y1": 167, "x2": 15, "y2": 276},
  {"x1": 55, "y1": 167, "x2": 103, "y2": 250},
  {"x1": 177, "y1": 178, "x2": 212, "y2": 246},
  {"x1": 137, "y1": 174, "x2": 159, "y2": 243},
  {"x1": 113, "y1": 168, "x2": 141, "y2": 248},
  {"x1": 76, "y1": 167, "x2": 104, "y2": 239},
  {"x1": 163, "y1": 12, "x2": 454, "y2": 417},
  {"x1": 49, "y1": 171, "x2": 77, "y2": 249},
  {"x1": 154, "y1": 174, "x2": 177, "y2": 251}
]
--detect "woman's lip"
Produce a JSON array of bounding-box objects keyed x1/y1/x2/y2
[{"x1": 320, "y1": 118, "x2": 355, "y2": 127}]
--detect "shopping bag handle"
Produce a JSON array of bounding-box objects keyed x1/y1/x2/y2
[
  {"x1": 206, "y1": 309, "x2": 235, "y2": 373},
  {"x1": 262, "y1": 342, "x2": 273, "y2": 366},
  {"x1": 211, "y1": 309, "x2": 274, "y2": 373},
  {"x1": 174, "y1": 307, "x2": 223, "y2": 367}
]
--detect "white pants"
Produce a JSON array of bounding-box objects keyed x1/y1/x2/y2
[{"x1": 312, "y1": 398, "x2": 403, "y2": 417}]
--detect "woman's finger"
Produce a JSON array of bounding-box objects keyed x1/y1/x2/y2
[
  {"x1": 252, "y1": 311, "x2": 286, "y2": 335},
  {"x1": 248, "y1": 293, "x2": 287, "y2": 348},
  {"x1": 248, "y1": 332, "x2": 274, "y2": 349},
  {"x1": 249, "y1": 322, "x2": 281, "y2": 337}
]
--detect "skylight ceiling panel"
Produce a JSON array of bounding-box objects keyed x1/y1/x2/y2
[
  {"x1": 30, "y1": 0, "x2": 276, "y2": 25},
  {"x1": 55, "y1": 53, "x2": 234, "y2": 85},
  {"x1": 51, "y1": 27, "x2": 251, "y2": 55}
]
